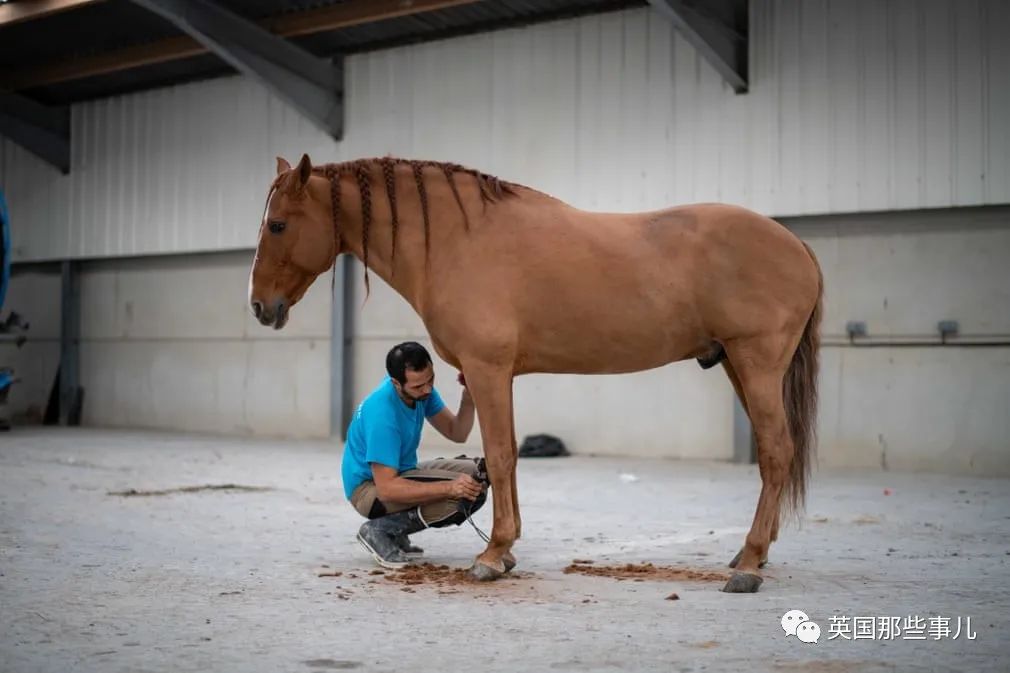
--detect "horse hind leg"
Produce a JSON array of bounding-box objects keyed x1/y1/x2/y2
[
  {"x1": 723, "y1": 358, "x2": 770, "y2": 570},
  {"x1": 721, "y1": 358, "x2": 749, "y2": 416},
  {"x1": 721, "y1": 334, "x2": 797, "y2": 593}
]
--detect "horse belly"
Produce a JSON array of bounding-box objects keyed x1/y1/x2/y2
[{"x1": 516, "y1": 292, "x2": 701, "y2": 375}]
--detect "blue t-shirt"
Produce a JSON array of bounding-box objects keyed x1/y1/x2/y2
[{"x1": 341, "y1": 377, "x2": 446, "y2": 499}]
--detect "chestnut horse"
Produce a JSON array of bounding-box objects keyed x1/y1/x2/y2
[{"x1": 249, "y1": 154, "x2": 822, "y2": 593}]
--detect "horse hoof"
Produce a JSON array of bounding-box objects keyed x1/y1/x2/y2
[
  {"x1": 722, "y1": 572, "x2": 764, "y2": 593},
  {"x1": 728, "y1": 548, "x2": 767, "y2": 569},
  {"x1": 470, "y1": 561, "x2": 504, "y2": 582},
  {"x1": 502, "y1": 552, "x2": 517, "y2": 573}
]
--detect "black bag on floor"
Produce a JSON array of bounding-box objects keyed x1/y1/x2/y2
[{"x1": 518, "y1": 433, "x2": 569, "y2": 458}]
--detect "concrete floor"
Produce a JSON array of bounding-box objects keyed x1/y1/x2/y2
[{"x1": 1, "y1": 428, "x2": 1008, "y2": 673}]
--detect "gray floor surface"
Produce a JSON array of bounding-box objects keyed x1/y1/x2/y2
[{"x1": 2, "y1": 428, "x2": 1008, "y2": 672}]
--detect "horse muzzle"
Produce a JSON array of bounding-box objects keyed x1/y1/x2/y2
[{"x1": 251, "y1": 298, "x2": 289, "y2": 330}]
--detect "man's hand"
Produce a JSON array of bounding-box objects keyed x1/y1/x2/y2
[
  {"x1": 447, "y1": 474, "x2": 483, "y2": 500},
  {"x1": 457, "y1": 371, "x2": 467, "y2": 388}
]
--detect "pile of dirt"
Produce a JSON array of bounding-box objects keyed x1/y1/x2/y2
[
  {"x1": 383, "y1": 563, "x2": 482, "y2": 587},
  {"x1": 382, "y1": 563, "x2": 535, "y2": 590},
  {"x1": 563, "y1": 561, "x2": 729, "y2": 582}
]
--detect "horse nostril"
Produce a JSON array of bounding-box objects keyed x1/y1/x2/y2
[{"x1": 251, "y1": 301, "x2": 263, "y2": 319}]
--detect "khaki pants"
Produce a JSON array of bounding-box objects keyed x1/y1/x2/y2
[{"x1": 349, "y1": 457, "x2": 488, "y2": 528}]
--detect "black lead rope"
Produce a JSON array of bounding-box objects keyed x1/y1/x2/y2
[{"x1": 465, "y1": 504, "x2": 490, "y2": 543}]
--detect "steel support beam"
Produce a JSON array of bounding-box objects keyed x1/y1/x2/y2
[
  {"x1": 330, "y1": 256, "x2": 356, "y2": 440},
  {"x1": 0, "y1": 93, "x2": 70, "y2": 173},
  {"x1": 647, "y1": 0, "x2": 748, "y2": 93},
  {"x1": 59, "y1": 260, "x2": 81, "y2": 426},
  {"x1": 130, "y1": 0, "x2": 344, "y2": 139}
]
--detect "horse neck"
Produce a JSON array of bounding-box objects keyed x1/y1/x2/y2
[
  {"x1": 324, "y1": 164, "x2": 443, "y2": 313},
  {"x1": 321, "y1": 159, "x2": 519, "y2": 312}
]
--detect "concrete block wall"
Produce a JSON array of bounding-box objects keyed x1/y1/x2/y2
[
  {"x1": 792, "y1": 207, "x2": 1010, "y2": 475},
  {"x1": 0, "y1": 264, "x2": 60, "y2": 422},
  {"x1": 75, "y1": 251, "x2": 332, "y2": 437}
]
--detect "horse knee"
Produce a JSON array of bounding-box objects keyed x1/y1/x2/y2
[
  {"x1": 756, "y1": 448, "x2": 790, "y2": 478},
  {"x1": 485, "y1": 452, "x2": 515, "y2": 481}
]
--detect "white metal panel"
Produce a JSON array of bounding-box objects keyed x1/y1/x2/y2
[
  {"x1": 953, "y1": 0, "x2": 985, "y2": 206},
  {"x1": 922, "y1": 0, "x2": 955, "y2": 209},
  {"x1": 774, "y1": 0, "x2": 802, "y2": 211},
  {"x1": 2, "y1": 0, "x2": 1009, "y2": 262},
  {"x1": 826, "y1": 0, "x2": 860, "y2": 211},
  {"x1": 856, "y1": 0, "x2": 892, "y2": 211},
  {"x1": 746, "y1": 0, "x2": 775, "y2": 212},
  {"x1": 984, "y1": 0, "x2": 1010, "y2": 204},
  {"x1": 891, "y1": 0, "x2": 923, "y2": 209},
  {"x1": 796, "y1": 0, "x2": 832, "y2": 212}
]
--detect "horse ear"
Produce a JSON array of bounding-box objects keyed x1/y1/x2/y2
[
  {"x1": 276, "y1": 156, "x2": 291, "y2": 175},
  {"x1": 296, "y1": 154, "x2": 313, "y2": 189}
]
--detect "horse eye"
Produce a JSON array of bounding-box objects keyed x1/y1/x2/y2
[{"x1": 268, "y1": 220, "x2": 286, "y2": 234}]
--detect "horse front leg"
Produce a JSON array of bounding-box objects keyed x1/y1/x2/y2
[
  {"x1": 510, "y1": 399, "x2": 521, "y2": 540},
  {"x1": 462, "y1": 361, "x2": 518, "y2": 582}
]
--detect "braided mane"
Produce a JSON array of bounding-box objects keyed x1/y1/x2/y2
[{"x1": 311, "y1": 157, "x2": 522, "y2": 295}]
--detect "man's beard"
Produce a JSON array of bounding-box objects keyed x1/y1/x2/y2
[{"x1": 402, "y1": 390, "x2": 430, "y2": 403}]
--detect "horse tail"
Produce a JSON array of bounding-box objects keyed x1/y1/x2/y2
[{"x1": 782, "y1": 242, "x2": 822, "y2": 517}]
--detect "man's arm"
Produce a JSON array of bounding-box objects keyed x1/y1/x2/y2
[
  {"x1": 427, "y1": 376, "x2": 475, "y2": 443},
  {"x1": 371, "y1": 463, "x2": 482, "y2": 505}
]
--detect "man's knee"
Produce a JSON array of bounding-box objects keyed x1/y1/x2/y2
[
  {"x1": 420, "y1": 455, "x2": 483, "y2": 479},
  {"x1": 425, "y1": 488, "x2": 488, "y2": 528},
  {"x1": 363, "y1": 498, "x2": 388, "y2": 519}
]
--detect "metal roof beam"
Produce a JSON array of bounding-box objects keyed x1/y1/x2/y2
[
  {"x1": 0, "y1": 0, "x2": 104, "y2": 27},
  {"x1": 130, "y1": 0, "x2": 344, "y2": 139},
  {"x1": 647, "y1": 0, "x2": 748, "y2": 93},
  {"x1": 4, "y1": 0, "x2": 479, "y2": 91},
  {"x1": 0, "y1": 93, "x2": 70, "y2": 173},
  {"x1": 263, "y1": 0, "x2": 480, "y2": 39}
]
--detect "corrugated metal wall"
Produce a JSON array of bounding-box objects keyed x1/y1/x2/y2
[{"x1": 2, "y1": 0, "x2": 1008, "y2": 262}]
